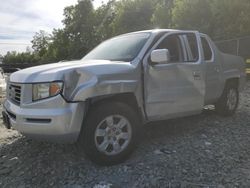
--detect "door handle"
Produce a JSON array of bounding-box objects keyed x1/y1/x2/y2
[
  {"x1": 214, "y1": 67, "x2": 220, "y2": 73},
  {"x1": 193, "y1": 71, "x2": 201, "y2": 80}
]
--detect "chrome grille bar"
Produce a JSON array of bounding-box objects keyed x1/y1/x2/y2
[{"x1": 8, "y1": 83, "x2": 22, "y2": 105}]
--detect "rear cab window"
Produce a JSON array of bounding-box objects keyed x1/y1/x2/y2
[
  {"x1": 201, "y1": 36, "x2": 213, "y2": 61},
  {"x1": 181, "y1": 33, "x2": 199, "y2": 62}
]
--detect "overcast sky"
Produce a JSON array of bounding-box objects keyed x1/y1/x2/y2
[{"x1": 0, "y1": 0, "x2": 108, "y2": 56}]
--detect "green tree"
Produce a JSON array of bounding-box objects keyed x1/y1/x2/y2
[
  {"x1": 2, "y1": 51, "x2": 40, "y2": 64},
  {"x1": 111, "y1": 0, "x2": 155, "y2": 35},
  {"x1": 42, "y1": 29, "x2": 70, "y2": 62},
  {"x1": 62, "y1": 0, "x2": 96, "y2": 59},
  {"x1": 151, "y1": 0, "x2": 174, "y2": 28},
  {"x1": 171, "y1": 0, "x2": 250, "y2": 39},
  {"x1": 172, "y1": 0, "x2": 213, "y2": 35},
  {"x1": 31, "y1": 30, "x2": 51, "y2": 57},
  {"x1": 211, "y1": 0, "x2": 250, "y2": 40},
  {"x1": 94, "y1": 0, "x2": 117, "y2": 41}
]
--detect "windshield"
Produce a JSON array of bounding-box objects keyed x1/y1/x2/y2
[{"x1": 83, "y1": 33, "x2": 150, "y2": 62}]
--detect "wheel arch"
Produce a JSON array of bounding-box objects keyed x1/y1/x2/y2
[
  {"x1": 216, "y1": 77, "x2": 239, "y2": 104},
  {"x1": 225, "y1": 77, "x2": 239, "y2": 88},
  {"x1": 84, "y1": 93, "x2": 144, "y2": 124}
]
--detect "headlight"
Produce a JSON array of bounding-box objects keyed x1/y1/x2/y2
[{"x1": 32, "y1": 81, "x2": 63, "y2": 101}]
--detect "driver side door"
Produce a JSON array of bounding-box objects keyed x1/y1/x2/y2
[{"x1": 143, "y1": 32, "x2": 205, "y2": 120}]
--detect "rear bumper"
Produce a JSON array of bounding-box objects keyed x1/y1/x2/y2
[{"x1": 2, "y1": 95, "x2": 85, "y2": 143}]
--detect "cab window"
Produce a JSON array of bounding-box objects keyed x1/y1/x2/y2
[
  {"x1": 183, "y1": 34, "x2": 199, "y2": 62},
  {"x1": 201, "y1": 37, "x2": 213, "y2": 61},
  {"x1": 156, "y1": 35, "x2": 184, "y2": 63},
  {"x1": 156, "y1": 33, "x2": 199, "y2": 63}
]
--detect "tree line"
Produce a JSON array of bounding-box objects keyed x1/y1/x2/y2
[{"x1": 2, "y1": 0, "x2": 250, "y2": 64}]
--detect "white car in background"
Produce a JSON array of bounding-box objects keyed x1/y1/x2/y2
[{"x1": 0, "y1": 68, "x2": 6, "y2": 104}]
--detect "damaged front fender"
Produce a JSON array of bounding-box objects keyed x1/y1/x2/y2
[{"x1": 62, "y1": 68, "x2": 139, "y2": 102}]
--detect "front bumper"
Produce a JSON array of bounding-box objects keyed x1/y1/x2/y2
[{"x1": 2, "y1": 95, "x2": 85, "y2": 143}]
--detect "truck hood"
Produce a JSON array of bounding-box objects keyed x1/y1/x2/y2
[{"x1": 10, "y1": 60, "x2": 136, "y2": 83}]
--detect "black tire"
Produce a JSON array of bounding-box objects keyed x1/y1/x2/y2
[
  {"x1": 78, "y1": 102, "x2": 140, "y2": 165},
  {"x1": 215, "y1": 82, "x2": 239, "y2": 116}
]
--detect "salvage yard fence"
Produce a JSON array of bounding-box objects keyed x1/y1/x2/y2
[
  {"x1": 215, "y1": 36, "x2": 250, "y2": 61},
  {"x1": 216, "y1": 36, "x2": 250, "y2": 78}
]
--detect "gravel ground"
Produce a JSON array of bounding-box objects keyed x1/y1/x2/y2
[{"x1": 1, "y1": 82, "x2": 250, "y2": 188}]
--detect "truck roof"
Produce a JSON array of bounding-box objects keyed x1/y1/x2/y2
[
  {"x1": 126, "y1": 29, "x2": 199, "y2": 35},
  {"x1": 115, "y1": 29, "x2": 200, "y2": 39}
]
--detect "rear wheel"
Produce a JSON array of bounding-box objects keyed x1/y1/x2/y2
[
  {"x1": 78, "y1": 102, "x2": 140, "y2": 165},
  {"x1": 215, "y1": 82, "x2": 239, "y2": 116}
]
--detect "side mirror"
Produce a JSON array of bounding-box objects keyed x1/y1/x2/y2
[{"x1": 150, "y1": 49, "x2": 170, "y2": 64}]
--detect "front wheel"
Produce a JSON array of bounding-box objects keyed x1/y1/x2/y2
[
  {"x1": 215, "y1": 82, "x2": 239, "y2": 116},
  {"x1": 78, "y1": 102, "x2": 140, "y2": 165}
]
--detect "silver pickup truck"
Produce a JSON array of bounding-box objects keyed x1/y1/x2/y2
[{"x1": 2, "y1": 29, "x2": 246, "y2": 165}]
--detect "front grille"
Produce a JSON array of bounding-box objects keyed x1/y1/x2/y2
[{"x1": 8, "y1": 84, "x2": 22, "y2": 105}]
